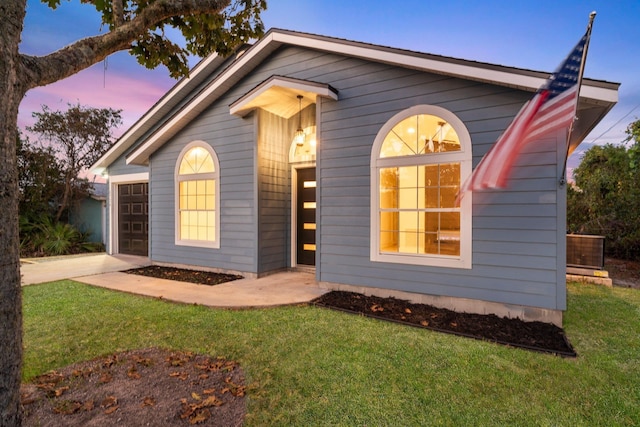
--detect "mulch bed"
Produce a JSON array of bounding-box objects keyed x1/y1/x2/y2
[
  {"x1": 21, "y1": 348, "x2": 246, "y2": 426},
  {"x1": 313, "y1": 291, "x2": 576, "y2": 357},
  {"x1": 123, "y1": 266, "x2": 576, "y2": 356},
  {"x1": 124, "y1": 266, "x2": 242, "y2": 286}
]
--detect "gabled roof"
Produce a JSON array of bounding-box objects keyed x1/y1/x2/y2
[{"x1": 92, "y1": 28, "x2": 619, "y2": 173}]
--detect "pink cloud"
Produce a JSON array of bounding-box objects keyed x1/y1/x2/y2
[{"x1": 18, "y1": 62, "x2": 175, "y2": 137}]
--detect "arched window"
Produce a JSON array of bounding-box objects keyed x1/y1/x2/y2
[
  {"x1": 370, "y1": 105, "x2": 472, "y2": 268},
  {"x1": 175, "y1": 141, "x2": 220, "y2": 248}
]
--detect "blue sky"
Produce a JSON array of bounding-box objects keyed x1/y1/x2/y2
[{"x1": 19, "y1": 0, "x2": 640, "y2": 172}]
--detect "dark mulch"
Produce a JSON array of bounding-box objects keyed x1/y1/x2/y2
[
  {"x1": 21, "y1": 348, "x2": 246, "y2": 426},
  {"x1": 124, "y1": 266, "x2": 242, "y2": 286},
  {"x1": 123, "y1": 266, "x2": 576, "y2": 356},
  {"x1": 313, "y1": 291, "x2": 576, "y2": 357}
]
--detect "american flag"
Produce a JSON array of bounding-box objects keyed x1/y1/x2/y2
[{"x1": 458, "y1": 29, "x2": 591, "y2": 198}]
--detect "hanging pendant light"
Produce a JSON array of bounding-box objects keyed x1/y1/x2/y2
[{"x1": 293, "y1": 95, "x2": 305, "y2": 146}]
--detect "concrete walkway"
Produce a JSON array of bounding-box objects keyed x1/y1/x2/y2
[{"x1": 21, "y1": 253, "x2": 328, "y2": 308}]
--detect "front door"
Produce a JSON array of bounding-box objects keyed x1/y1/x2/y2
[
  {"x1": 296, "y1": 168, "x2": 316, "y2": 266},
  {"x1": 118, "y1": 183, "x2": 149, "y2": 256}
]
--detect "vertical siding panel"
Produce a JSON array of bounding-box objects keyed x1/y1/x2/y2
[{"x1": 256, "y1": 109, "x2": 291, "y2": 273}]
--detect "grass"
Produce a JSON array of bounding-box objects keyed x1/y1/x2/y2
[{"x1": 23, "y1": 281, "x2": 640, "y2": 426}]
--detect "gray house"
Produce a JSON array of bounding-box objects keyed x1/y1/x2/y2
[{"x1": 92, "y1": 29, "x2": 618, "y2": 326}]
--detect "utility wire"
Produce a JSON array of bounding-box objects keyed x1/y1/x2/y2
[{"x1": 587, "y1": 101, "x2": 640, "y2": 144}]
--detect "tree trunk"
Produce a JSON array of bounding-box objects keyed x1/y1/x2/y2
[
  {"x1": 0, "y1": 1, "x2": 28, "y2": 425},
  {"x1": 55, "y1": 174, "x2": 73, "y2": 223}
]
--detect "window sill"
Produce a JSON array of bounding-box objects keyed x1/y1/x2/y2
[
  {"x1": 175, "y1": 240, "x2": 219, "y2": 249},
  {"x1": 371, "y1": 252, "x2": 471, "y2": 269}
]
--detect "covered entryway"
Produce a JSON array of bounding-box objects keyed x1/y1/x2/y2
[
  {"x1": 229, "y1": 75, "x2": 337, "y2": 272},
  {"x1": 118, "y1": 183, "x2": 149, "y2": 256},
  {"x1": 296, "y1": 167, "x2": 316, "y2": 266}
]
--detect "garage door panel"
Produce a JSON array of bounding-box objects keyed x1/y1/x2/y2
[{"x1": 118, "y1": 183, "x2": 149, "y2": 256}]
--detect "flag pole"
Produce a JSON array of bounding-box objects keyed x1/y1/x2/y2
[{"x1": 561, "y1": 11, "x2": 596, "y2": 185}]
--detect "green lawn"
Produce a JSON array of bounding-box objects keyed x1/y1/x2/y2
[{"x1": 23, "y1": 281, "x2": 640, "y2": 426}]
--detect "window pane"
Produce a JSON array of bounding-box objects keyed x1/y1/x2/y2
[
  {"x1": 180, "y1": 147, "x2": 214, "y2": 175},
  {"x1": 440, "y1": 187, "x2": 458, "y2": 208},
  {"x1": 398, "y1": 188, "x2": 417, "y2": 209},
  {"x1": 197, "y1": 180, "x2": 206, "y2": 196},
  {"x1": 199, "y1": 154, "x2": 215, "y2": 173},
  {"x1": 420, "y1": 212, "x2": 438, "y2": 233},
  {"x1": 425, "y1": 188, "x2": 439, "y2": 208},
  {"x1": 440, "y1": 163, "x2": 460, "y2": 185},
  {"x1": 424, "y1": 165, "x2": 438, "y2": 186},
  {"x1": 380, "y1": 133, "x2": 414, "y2": 158},
  {"x1": 380, "y1": 211, "x2": 398, "y2": 233},
  {"x1": 423, "y1": 233, "x2": 439, "y2": 254},
  {"x1": 380, "y1": 114, "x2": 461, "y2": 157},
  {"x1": 398, "y1": 166, "x2": 417, "y2": 188},
  {"x1": 179, "y1": 158, "x2": 194, "y2": 175},
  {"x1": 441, "y1": 212, "x2": 460, "y2": 231},
  {"x1": 179, "y1": 182, "x2": 187, "y2": 209},
  {"x1": 380, "y1": 231, "x2": 399, "y2": 252},
  {"x1": 399, "y1": 211, "x2": 419, "y2": 232},
  {"x1": 380, "y1": 168, "x2": 398, "y2": 209},
  {"x1": 399, "y1": 231, "x2": 419, "y2": 254},
  {"x1": 187, "y1": 194, "x2": 197, "y2": 210}
]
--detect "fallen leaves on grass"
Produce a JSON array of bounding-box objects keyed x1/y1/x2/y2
[{"x1": 22, "y1": 348, "x2": 247, "y2": 426}]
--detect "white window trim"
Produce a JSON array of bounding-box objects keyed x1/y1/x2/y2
[
  {"x1": 174, "y1": 141, "x2": 220, "y2": 249},
  {"x1": 370, "y1": 105, "x2": 472, "y2": 269}
]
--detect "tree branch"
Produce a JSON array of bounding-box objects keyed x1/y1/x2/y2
[
  {"x1": 20, "y1": 0, "x2": 231, "y2": 89},
  {"x1": 113, "y1": 0, "x2": 125, "y2": 27}
]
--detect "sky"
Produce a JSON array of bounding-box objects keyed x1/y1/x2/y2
[{"x1": 18, "y1": 0, "x2": 640, "y2": 175}]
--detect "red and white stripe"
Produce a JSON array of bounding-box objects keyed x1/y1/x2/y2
[{"x1": 458, "y1": 85, "x2": 578, "y2": 198}]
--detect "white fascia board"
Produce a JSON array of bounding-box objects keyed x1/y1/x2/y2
[
  {"x1": 273, "y1": 32, "x2": 547, "y2": 91},
  {"x1": 579, "y1": 84, "x2": 618, "y2": 104},
  {"x1": 125, "y1": 29, "x2": 618, "y2": 166},
  {"x1": 127, "y1": 33, "x2": 280, "y2": 165},
  {"x1": 91, "y1": 53, "x2": 221, "y2": 173},
  {"x1": 275, "y1": 32, "x2": 619, "y2": 103},
  {"x1": 230, "y1": 76, "x2": 338, "y2": 117}
]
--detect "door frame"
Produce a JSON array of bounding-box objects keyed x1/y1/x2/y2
[
  {"x1": 108, "y1": 172, "x2": 149, "y2": 256},
  {"x1": 290, "y1": 163, "x2": 316, "y2": 268}
]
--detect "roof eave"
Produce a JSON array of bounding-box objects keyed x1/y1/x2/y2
[{"x1": 118, "y1": 28, "x2": 619, "y2": 166}]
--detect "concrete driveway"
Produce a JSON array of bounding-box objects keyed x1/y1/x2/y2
[
  {"x1": 21, "y1": 253, "x2": 151, "y2": 286},
  {"x1": 21, "y1": 253, "x2": 328, "y2": 308}
]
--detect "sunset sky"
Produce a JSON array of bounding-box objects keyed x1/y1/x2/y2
[{"x1": 18, "y1": 0, "x2": 640, "y2": 173}]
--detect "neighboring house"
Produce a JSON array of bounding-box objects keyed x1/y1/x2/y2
[
  {"x1": 91, "y1": 29, "x2": 619, "y2": 326},
  {"x1": 69, "y1": 182, "x2": 107, "y2": 244}
]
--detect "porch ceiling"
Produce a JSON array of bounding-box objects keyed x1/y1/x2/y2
[{"x1": 230, "y1": 75, "x2": 339, "y2": 118}]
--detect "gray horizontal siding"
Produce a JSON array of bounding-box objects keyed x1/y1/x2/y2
[
  {"x1": 296, "y1": 46, "x2": 566, "y2": 311},
  {"x1": 147, "y1": 86, "x2": 259, "y2": 273},
  {"x1": 107, "y1": 155, "x2": 148, "y2": 177},
  {"x1": 107, "y1": 43, "x2": 565, "y2": 310}
]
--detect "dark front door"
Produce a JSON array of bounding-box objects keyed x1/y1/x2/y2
[
  {"x1": 296, "y1": 168, "x2": 316, "y2": 266},
  {"x1": 118, "y1": 183, "x2": 149, "y2": 256}
]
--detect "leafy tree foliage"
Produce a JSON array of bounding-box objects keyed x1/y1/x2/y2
[
  {"x1": 27, "y1": 103, "x2": 122, "y2": 221},
  {"x1": 0, "y1": 1, "x2": 266, "y2": 424},
  {"x1": 16, "y1": 132, "x2": 64, "y2": 221},
  {"x1": 568, "y1": 119, "x2": 640, "y2": 260},
  {"x1": 17, "y1": 130, "x2": 105, "y2": 257}
]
